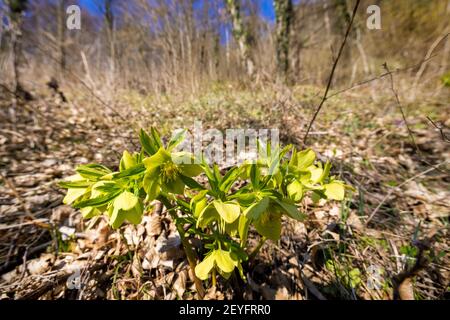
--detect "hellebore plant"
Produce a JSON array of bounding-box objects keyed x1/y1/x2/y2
[{"x1": 60, "y1": 128, "x2": 349, "y2": 296}]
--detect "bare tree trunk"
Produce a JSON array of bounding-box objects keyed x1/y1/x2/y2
[
  {"x1": 57, "y1": 0, "x2": 66, "y2": 79},
  {"x1": 7, "y1": 0, "x2": 31, "y2": 100},
  {"x1": 105, "y1": 0, "x2": 115, "y2": 83},
  {"x1": 225, "y1": 0, "x2": 255, "y2": 78},
  {"x1": 274, "y1": 0, "x2": 293, "y2": 83}
]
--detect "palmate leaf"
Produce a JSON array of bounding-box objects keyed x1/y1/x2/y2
[
  {"x1": 196, "y1": 204, "x2": 220, "y2": 228},
  {"x1": 287, "y1": 180, "x2": 303, "y2": 202},
  {"x1": 63, "y1": 188, "x2": 88, "y2": 205},
  {"x1": 93, "y1": 182, "x2": 122, "y2": 194},
  {"x1": 76, "y1": 164, "x2": 112, "y2": 180},
  {"x1": 119, "y1": 150, "x2": 137, "y2": 172},
  {"x1": 243, "y1": 197, "x2": 269, "y2": 220},
  {"x1": 150, "y1": 127, "x2": 163, "y2": 149},
  {"x1": 167, "y1": 129, "x2": 186, "y2": 151},
  {"x1": 296, "y1": 149, "x2": 316, "y2": 171},
  {"x1": 180, "y1": 175, "x2": 205, "y2": 191},
  {"x1": 114, "y1": 163, "x2": 146, "y2": 178},
  {"x1": 238, "y1": 214, "x2": 251, "y2": 245},
  {"x1": 219, "y1": 167, "x2": 240, "y2": 192},
  {"x1": 254, "y1": 212, "x2": 282, "y2": 241},
  {"x1": 274, "y1": 199, "x2": 306, "y2": 221},
  {"x1": 73, "y1": 189, "x2": 122, "y2": 208},
  {"x1": 139, "y1": 129, "x2": 158, "y2": 155},
  {"x1": 59, "y1": 180, "x2": 92, "y2": 189}
]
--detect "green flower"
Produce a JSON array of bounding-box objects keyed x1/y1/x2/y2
[
  {"x1": 287, "y1": 149, "x2": 347, "y2": 201},
  {"x1": 242, "y1": 196, "x2": 304, "y2": 241},
  {"x1": 142, "y1": 147, "x2": 202, "y2": 200},
  {"x1": 108, "y1": 191, "x2": 143, "y2": 229},
  {"x1": 195, "y1": 249, "x2": 239, "y2": 280}
]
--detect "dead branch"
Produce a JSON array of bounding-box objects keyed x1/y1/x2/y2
[{"x1": 303, "y1": 0, "x2": 361, "y2": 145}]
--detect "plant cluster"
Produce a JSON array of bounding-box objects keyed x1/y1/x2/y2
[{"x1": 60, "y1": 128, "x2": 349, "y2": 285}]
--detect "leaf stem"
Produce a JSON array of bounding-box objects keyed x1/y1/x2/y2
[
  {"x1": 159, "y1": 196, "x2": 205, "y2": 299},
  {"x1": 248, "y1": 236, "x2": 267, "y2": 262}
]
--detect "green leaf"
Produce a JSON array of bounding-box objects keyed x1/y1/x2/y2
[
  {"x1": 94, "y1": 182, "x2": 122, "y2": 194},
  {"x1": 180, "y1": 175, "x2": 205, "y2": 191},
  {"x1": 250, "y1": 164, "x2": 260, "y2": 188},
  {"x1": 275, "y1": 199, "x2": 306, "y2": 221},
  {"x1": 196, "y1": 204, "x2": 220, "y2": 228},
  {"x1": 114, "y1": 163, "x2": 146, "y2": 178},
  {"x1": 63, "y1": 188, "x2": 88, "y2": 205},
  {"x1": 76, "y1": 164, "x2": 112, "y2": 180},
  {"x1": 167, "y1": 129, "x2": 186, "y2": 151},
  {"x1": 59, "y1": 180, "x2": 92, "y2": 189},
  {"x1": 143, "y1": 147, "x2": 171, "y2": 171},
  {"x1": 143, "y1": 168, "x2": 161, "y2": 201},
  {"x1": 319, "y1": 161, "x2": 332, "y2": 182},
  {"x1": 287, "y1": 180, "x2": 303, "y2": 202},
  {"x1": 202, "y1": 163, "x2": 218, "y2": 192},
  {"x1": 119, "y1": 150, "x2": 137, "y2": 171},
  {"x1": 139, "y1": 129, "x2": 158, "y2": 155},
  {"x1": 150, "y1": 127, "x2": 163, "y2": 149},
  {"x1": 113, "y1": 191, "x2": 138, "y2": 211},
  {"x1": 243, "y1": 197, "x2": 269, "y2": 220},
  {"x1": 73, "y1": 189, "x2": 122, "y2": 208},
  {"x1": 213, "y1": 200, "x2": 240, "y2": 224},
  {"x1": 296, "y1": 149, "x2": 316, "y2": 171},
  {"x1": 324, "y1": 182, "x2": 345, "y2": 200},
  {"x1": 164, "y1": 176, "x2": 185, "y2": 194},
  {"x1": 238, "y1": 214, "x2": 251, "y2": 245},
  {"x1": 219, "y1": 167, "x2": 239, "y2": 192},
  {"x1": 254, "y1": 212, "x2": 281, "y2": 241}
]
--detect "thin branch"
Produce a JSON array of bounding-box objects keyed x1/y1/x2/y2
[
  {"x1": 365, "y1": 160, "x2": 449, "y2": 225},
  {"x1": 303, "y1": 0, "x2": 361, "y2": 145},
  {"x1": 326, "y1": 53, "x2": 441, "y2": 100},
  {"x1": 426, "y1": 116, "x2": 450, "y2": 143},
  {"x1": 383, "y1": 62, "x2": 420, "y2": 154}
]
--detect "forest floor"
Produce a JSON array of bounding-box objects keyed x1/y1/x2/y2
[{"x1": 0, "y1": 83, "x2": 448, "y2": 300}]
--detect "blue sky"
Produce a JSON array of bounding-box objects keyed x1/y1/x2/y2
[{"x1": 78, "y1": 0, "x2": 277, "y2": 22}]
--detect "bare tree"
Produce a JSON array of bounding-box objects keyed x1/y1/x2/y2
[
  {"x1": 274, "y1": 0, "x2": 293, "y2": 83},
  {"x1": 7, "y1": 0, "x2": 29, "y2": 98},
  {"x1": 225, "y1": 0, "x2": 255, "y2": 78},
  {"x1": 104, "y1": 0, "x2": 115, "y2": 80},
  {"x1": 56, "y1": 0, "x2": 66, "y2": 79}
]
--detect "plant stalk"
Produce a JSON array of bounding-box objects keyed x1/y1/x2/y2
[{"x1": 159, "y1": 196, "x2": 205, "y2": 299}]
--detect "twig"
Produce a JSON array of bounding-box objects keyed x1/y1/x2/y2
[
  {"x1": 365, "y1": 160, "x2": 449, "y2": 225},
  {"x1": 383, "y1": 62, "x2": 421, "y2": 154},
  {"x1": 426, "y1": 116, "x2": 450, "y2": 143},
  {"x1": 411, "y1": 32, "x2": 450, "y2": 99},
  {"x1": 0, "y1": 172, "x2": 34, "y2": 220},
  {"x1": 326, "y1": 53, "x2": 440, "y2": 100},
  {"x1": 302, "y1": 0, "x2": 361, "y2": 145}
]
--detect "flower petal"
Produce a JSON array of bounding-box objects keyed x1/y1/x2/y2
[
  {"x1": 195, "y1": 252, "x2": 216, "y2": 280},
  {"x1": 213, "y1": 200, "x2": 240, "y2": 224}
]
